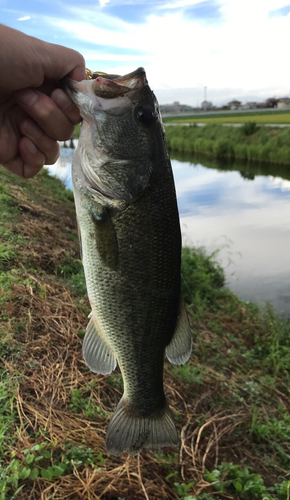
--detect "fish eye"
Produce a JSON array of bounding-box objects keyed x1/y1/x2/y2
[{"x1": 135, "y1": 105, "x2": 157, "y2": 126}]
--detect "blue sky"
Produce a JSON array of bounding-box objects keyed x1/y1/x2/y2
[{"x1": 2, "y1": 0, "x2": 290, "y2": 105}]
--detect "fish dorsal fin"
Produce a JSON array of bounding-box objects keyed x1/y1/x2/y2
[
  {"x1": 165, "y1": 297, "x2": 192, "y2": 365},
  {"x1": 83, "y1": 314, "x2": 117, "y2": 374}
]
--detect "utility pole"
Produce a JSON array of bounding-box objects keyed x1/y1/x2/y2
[{"x1": 204, "y1": 86, "x2": 207, "y2": 102}]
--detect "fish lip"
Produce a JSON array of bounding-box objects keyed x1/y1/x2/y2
[
  {"x1": 113, "y1": 67, "x2": 147, "y2": 88},
  {"x1": 93, "y1": 67, "x2": 147, "y2": 98},
  {"x1": 61, "y1": 68, "x2": 148, "y2": 100}
]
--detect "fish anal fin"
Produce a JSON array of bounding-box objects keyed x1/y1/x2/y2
[
  {"x1": 105, "y1": 398, "x2": 179, "y2": 456},
  {"x1": 83, "y1": 315, "x2": 117, "y2": 375},
  {"x1": 165, "y1": 297, "x2": 192, "y2": 365}
]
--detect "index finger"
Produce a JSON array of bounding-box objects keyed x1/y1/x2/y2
[{"x1": 41, "y1": 42, "x2": 86, "y2": 82}]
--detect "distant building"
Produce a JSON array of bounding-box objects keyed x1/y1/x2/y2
[
  {"x1": 277, "y1": 98, "x2": 290, "y2": 109},
  {"x1": 227, "y1": 100, "x2": 241, "y2": 110},
  {"x1": 159, "y1": 102, "x2": 195, "y2": 114},
  {"x1": 201, "y1": 100, "x2": 213, "y2": 111},
  {"x1": 240, "y1": 102, "x2": 257, "y2": 110},
  {"x1": 265, "y1": 98, "x2": 278, "y2": 108}
]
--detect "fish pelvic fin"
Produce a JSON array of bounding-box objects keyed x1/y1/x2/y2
[
  {"x1": 105, "y1": 398, "x2": 179, "y2": 456},
  {"x1": 165, "y1": 297, "x2": 192, "y2": 365},
  {"x1": 83, "y1": 314, "x2": 117, "y2": 374}
]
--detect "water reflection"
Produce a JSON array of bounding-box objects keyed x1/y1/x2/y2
[
  {"x1": 171, "y1": 152, "x2": 290, "y2": 316},
  {"x1": 48, "y1": 146, "x2": 290, "y2": 316}
]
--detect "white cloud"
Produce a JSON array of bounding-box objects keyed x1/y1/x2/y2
[
  {"x1": 17, "y1": 15, "x2": 31, "y2": 21},
  {"x1": 161, "y1": 0, "x2": 206, "y2": 9},
  {"x1": 42, "y1": 1, "x2": 290, "y2": 104},
  {"x1": 83, "y1": 53, "x2": 151, "y2": 62}
]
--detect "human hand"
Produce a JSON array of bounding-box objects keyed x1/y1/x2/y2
[{"x1": 0, "y1": 24, "x2": 86, "y2": 178}]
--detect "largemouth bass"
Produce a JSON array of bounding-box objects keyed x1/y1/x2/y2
[{"x1": 62, "y1": 68, "x2": 192, "y2": 456}]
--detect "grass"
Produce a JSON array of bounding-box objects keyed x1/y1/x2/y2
[
  {"x1": 165, "y1": 122, "x2": 290, "y2": 165},
  {"x1": 162, "y1": 109, "x2": 290, "y2": 125},
  {"x1": 0, "y1": 165, "x2": 290, "y2": 499},
  {"x1": 72, "y1": 123, "x2": 81, "y2": 140}
]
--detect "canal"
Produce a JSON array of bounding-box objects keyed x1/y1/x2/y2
[{"x1": 48, "y1": 145, "x2": 290, "y2": 316}]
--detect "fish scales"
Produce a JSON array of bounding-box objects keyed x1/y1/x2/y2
[
  {"x1": 80, "y1": 164, "x2": 180, "y2": 407},
  {"x1": 63, "y1": 67, "x2": 192, "y2": 456}
]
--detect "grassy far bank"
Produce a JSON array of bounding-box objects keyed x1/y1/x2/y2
[
  {"x1": 170, "y1": 149, "x2": 290, "y2": 182},
  {"x1": 165, "y1": 122, "x2": 290, "y2": 165},
  {"x1": 162, "y1": 110, "x2": 290, "y2": 125},
  {"x1": 0, "y1": 167, "x2": 290, "y2": 499},
  {"x1": 72, "y1": 121, "x2": 290, "y2": 167}
]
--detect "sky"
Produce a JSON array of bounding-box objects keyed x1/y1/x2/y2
[{"x1": 2, "y1": 0, "x2": 290, "y2": 106}]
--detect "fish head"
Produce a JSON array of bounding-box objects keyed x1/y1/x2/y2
[{"x1": 62, "y1": 68, "x2": 167, "y2": 207}]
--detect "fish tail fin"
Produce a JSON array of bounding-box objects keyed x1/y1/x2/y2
[{"x1": 105, "y1": 398, "x2": 179, "y2": 456}]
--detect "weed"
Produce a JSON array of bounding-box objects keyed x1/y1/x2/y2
[
  {"x1": 241, "y1": 121, "x2": 259, "y2": 135},
  {"x1": 174, "y1": 482, "x2": 195, "y2": 497},
  {"x1": 106, "y1": 373, "x2": 123, "y2": 389},
  {"x1": 154, "y1": 451, "x2": 178, "y2": 469},
  {"x1": 181, "y1": 246, "x2": 225, "y2": 314},
  {"x1": 165, "y1": 123, "x2": 290, "y2": 165},
  {"x1": 0, "y1": 375, "x2": 19, "y2": 499},
  {"x1": 1, "y1": 442, "x2": 105, "y2": 496},
  {"x1": 69, "y1": 388, "x2": 107, "y2": 419},
  {"x1": 58, "y1": 257, "x2": 87, "y2": 296},
  {"x1": 270, "y1": 480, "x2": 290, "y2": 499},
  {"x1": 172, "y1": 364, "x2": 207, "y2": 385},
  {"x1": 204, "y1": 462, "x2": 269, "y2": 499},
  {"x1": 57, "y1": 257, "x2": 83, "y2": 278}
]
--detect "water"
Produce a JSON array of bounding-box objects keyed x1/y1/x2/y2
[
  {"x1": 48, "y1": 146, "x2": 74, "y2": 191},
  {"x1": 48, "y1": 144, "x2": 290, "y2": 316}
]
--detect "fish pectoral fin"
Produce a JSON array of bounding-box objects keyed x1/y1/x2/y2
[
  {"x1": 90, "y1": 208, "x2": 119, "y2": 270},
  {"x1": 165, "y1": 297, "x2": 193, "y2": 365},
  {"x1": 83, "y1": 315, "x2": 117, "y2": 375}
]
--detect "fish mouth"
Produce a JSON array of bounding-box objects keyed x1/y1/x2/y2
[
  {"x1": 92, "y1": 67, "x2": 147, "y2": 98},
  {"x1": 61, "y1": 67, "x2": 147, "y2": 101}
]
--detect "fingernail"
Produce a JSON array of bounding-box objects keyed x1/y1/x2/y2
[
  {"x1": 52, "y1": 89, "x2": 72, "y2": 110},
  {"x1": 15, "y1": 89, "x2": 38, "y2": 107},
  {"x1": 23, "y1": 120, "x2": 43, "y2": 139},
  {"x1": 25, "y1": 138, "x2": 37, "y2": 154}
]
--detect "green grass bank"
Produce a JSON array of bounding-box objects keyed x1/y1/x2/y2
[
  {"x1": 162, "y1": 110, "x2": 290, "y2": 125},
  {"x1": 165, "y1": 122, "x2": 290, "y2": 165},
  {"x1": 0, "y1": 166, "x2": 290, "y2": 499}
]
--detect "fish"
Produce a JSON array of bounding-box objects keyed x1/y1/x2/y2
[{"x1": 62, "y1": 68, "x2": 192, "y2": 456}]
